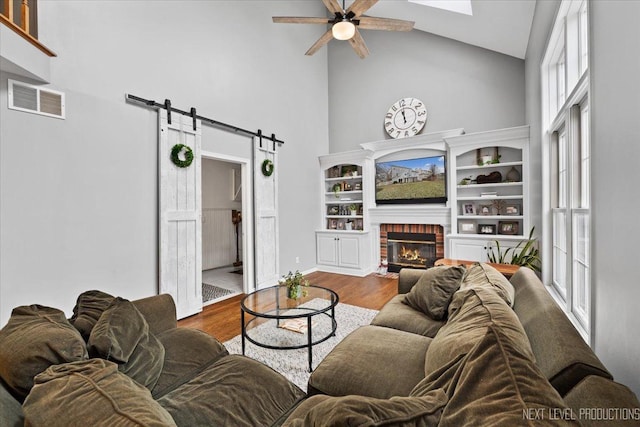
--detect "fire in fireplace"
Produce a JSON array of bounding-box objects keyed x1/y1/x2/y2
[{"x1": 387, "y1": 232, "x2": 436, "y2": 272}]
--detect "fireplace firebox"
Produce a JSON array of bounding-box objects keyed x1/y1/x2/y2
[{"x1": 386, "y1": 232, "x2": 436, "y2": 273}]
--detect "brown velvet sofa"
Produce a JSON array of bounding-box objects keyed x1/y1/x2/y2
[
  {"x1": 285, "y1": 264, "x2": 640, "y2": 426},
  {"x1": 0, "y1": 292, "x2": 304, "y2": 427}
]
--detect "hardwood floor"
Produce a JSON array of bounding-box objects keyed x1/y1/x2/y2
[{"x1": 177, "y1": 271, "x2": 398, "y2": 342}]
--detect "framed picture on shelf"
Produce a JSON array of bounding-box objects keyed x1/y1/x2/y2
[
  {"x1": 355, "y1": 219, "x2": 363, "y2": 230},
  {"x1": 354, "y1": 182, "x2": 362, "y2": 191},
  {"x1": 478, "y1": 224, "x2": 497, "y2": 235},
  {"x1": 328, "y1": 219, "x2": 338, "y2": 230},
  {"x1": 498, "y1": 221, "x2": 519, "y2": 235},
  {"x1": 459, "y1": 221, "x2": 476, "y2": 234},
  {"x1": 328, "y1": 166, "x2": 340, "y2": 178},
  {"x1": 341, "y1": 165, "x2": 358, "y2": 177},
  {"x1": 462, "y1": 203, "x2": 476, "y2": 215},
  {"x1": 478, "y1": 204, "x2": 493, "y2": 215},
  {"x1": 337, "y1": 221, "x2": 344, "y2": 230},
  {"x1": 504, "y1": 204, "x2": 521, "y2": 215},
  {"x1": 327, "y1": 206, "x2": 339, "y2": 215}
]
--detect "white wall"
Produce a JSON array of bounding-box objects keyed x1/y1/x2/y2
[
  {"x1": 327, "y1": 29, "x2": 526, "y2": 152},
  {"x1": 525, "y1": 1, "x2": 640, "y2": 396},
  {"x1": 0, "y1": 1, "x2": 328, "y2": 324},
  {"x1": 590, "y1": 0, "x2": 640, "y2": 396}
]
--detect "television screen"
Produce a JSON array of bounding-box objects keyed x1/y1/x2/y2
[{"x1": 375, "y1": 155, "x2": 447, "y2": 205}]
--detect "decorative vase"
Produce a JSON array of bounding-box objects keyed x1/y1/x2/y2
[
  {"x1": 506, "y1": 166, "x2": 521, "y2": 182},
  {"x1": 287, "y1": 285, "x2": 301, "y2": 299}
]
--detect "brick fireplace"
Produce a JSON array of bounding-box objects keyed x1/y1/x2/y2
[{"x1": 380, "y1": 224, "x2": 445, "y2": 272}]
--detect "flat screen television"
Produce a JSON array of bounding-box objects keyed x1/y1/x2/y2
[{"x1": 375, "y1": 155, "x2": 447, "y2": 205}]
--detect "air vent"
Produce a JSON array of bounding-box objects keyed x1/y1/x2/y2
[{"x1": 8, "y1": 79, "x2": 65, "y2": 119}]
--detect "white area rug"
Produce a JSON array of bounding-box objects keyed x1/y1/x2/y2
[{"x1": 223, "y1": 299, "x2": 378, "y2": 391}]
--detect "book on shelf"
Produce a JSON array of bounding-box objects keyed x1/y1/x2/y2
[{"x1": 279, "y1": 318, "x2": 315, "y2": 334}]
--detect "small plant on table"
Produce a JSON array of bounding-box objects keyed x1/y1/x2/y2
[{"x1": 279, "y1": 270, "x2": 309, "y2": 299}]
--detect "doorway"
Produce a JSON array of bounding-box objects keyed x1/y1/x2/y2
[{"x1": 201, "y1": 153, "x2": 252, "y2": 305}]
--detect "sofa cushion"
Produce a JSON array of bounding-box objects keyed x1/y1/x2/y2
[
  {"x1": 22, "y1": 359, "x2": 177, "y2": 427},
  {"x1": 425, "y1": 285, "x2": 533, "y2": 376},
  {"x1": 564, "y1": 376, "x2": 640, "y2": 427},
  {"x1": 308, "y1": 325, "x2": 432, "y2": 399},
  {"x1": 402, "y1": 265, "x2": 466, "y2": 320},
  {"x1": 282, "y1": 389, "x2": 448, "y2": 427},
  {"x1": 151, "y1": 327, "x2": 229, "y2": 398},
  {"x1": 0, "y1": 305, "x2": 88, "y2": 400},
  {"x1": 158, "y1": 354, "x2": 304, "y2": 427},
  {"x1": 69, "y1": 290, "x2": 115, "y2": 341},
  {"x1": 511, "y1": 267, "x2": 612, "y2": 395},
  {"x1": 412, "y1": 325, "x2": 578, "y2": 426},
  {"x1": 88, "y1": 297, "x2": 165, "y2": 390},
  {"x1": 371, "y1": 295, "x2": 444, "y2": 337},
  {"x1": 461, "y1": 262, "x2": 515, "y2": 306}
]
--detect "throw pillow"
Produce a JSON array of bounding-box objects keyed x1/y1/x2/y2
[
  {"x1": 88, "y1": 297, "x2": 165, "y2": 390},
  {"x1": 460, "y1": 262, "x2": 516, "y2": 306},
  {"x1": 283, "y1": 390, "x2": 448, "y2": 427},
  {"x1": 23, "y1": 359, "x2": 177, "y2": 427},
  {"x1": 0, "y1": 305, "x2": 88, "y2": 399},
  {"x1": 69, "y1": 290, "x2": 115, "y2": 341},
  {"x1": 402, "y1": 265, "x2": 466, "y2": 320}
]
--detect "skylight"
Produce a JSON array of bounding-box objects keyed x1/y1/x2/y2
[{"x1": 408, "y1": 0, "x2": 473, "y2": 16}]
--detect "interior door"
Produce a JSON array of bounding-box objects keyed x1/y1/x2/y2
[
  {"x1": 254, "y1": 138, "x2": 279, "y2": 289},
  {"x1": 158, "y1": 110, "x2": 202, "y2": 319}
]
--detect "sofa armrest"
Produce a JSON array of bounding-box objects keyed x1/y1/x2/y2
[
  {"x1": 0, "y1": 377, "x2": 23, "y2": 427},
  {"x1": 132, "y1": 294, "x2": 177, "y2": 335},
  {"x1": 398, "y1": 268, "x2": 425, "y2": 294}
]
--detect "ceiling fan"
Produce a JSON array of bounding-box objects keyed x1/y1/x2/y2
[{"x1": 272, "y1": 0, "x2": 415, "y2": 59}]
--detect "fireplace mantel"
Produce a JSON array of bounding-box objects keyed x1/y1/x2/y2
[{"x1": 368, "y1": 205, "x2": 450, "y2": 229}]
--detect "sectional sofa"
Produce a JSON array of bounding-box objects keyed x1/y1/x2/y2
[{"x1": 1, "y1": 264, "x2": 638, "y2": 426}]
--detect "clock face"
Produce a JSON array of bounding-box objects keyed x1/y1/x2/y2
[{"x1": 384, "y1": 98, "x2": 427, "y2": 139}]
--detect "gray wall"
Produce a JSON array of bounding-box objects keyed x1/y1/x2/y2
[
  {"x1": 0, "y1": 1, "x2": 328, "y2": 324},
  {"x1": 525, "y1": 1, "x2": 640, "y2": 396},
  {"x1": 327, "y1": 29, "x2": 526, "y2": 152},
  {"x1": 590, "y1": 0, "x2": 640, "y2": 396}
]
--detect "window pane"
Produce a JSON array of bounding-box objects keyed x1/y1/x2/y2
[
  {"x1": 579, "y1": 1, "x2": 588, "y2": 74},
  {"x1": 580, "y1": 104, "x2": 590, "y2": 208},
  {"x1": 558, "y1": 130, "x2": 568, "y2": 208}
]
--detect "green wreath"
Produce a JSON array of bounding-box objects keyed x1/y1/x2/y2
[
  {"x1": 171, "y1": 144, "x2": 194, "y2": 168},
  {"x1": 261, "y1": 159, "x2": 274, "y2": 177}
]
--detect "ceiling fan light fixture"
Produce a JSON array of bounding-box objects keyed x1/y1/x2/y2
[{"x1": 332, "y1": 20, "x2": 356, "y2": 40}]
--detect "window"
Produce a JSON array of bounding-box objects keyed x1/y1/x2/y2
[{"x1": 542, "y1": 0, "x2": 590, "y2": 342}]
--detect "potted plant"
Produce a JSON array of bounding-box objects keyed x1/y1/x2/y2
[
  {"x1": 349, "y1": 204, "x2": 358, "y2": 216},
  {"x1": 279, "y1": 270, "x2": 309, "y2": 299},
  {"x1": 487, "y1": 227, "x2": 541, "y2": 272}
]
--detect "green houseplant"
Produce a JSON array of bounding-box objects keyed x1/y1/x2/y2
[
  {"x1": 279, "y1": 270, "x2": 309, "y2": 299},
  {"x1": 487, "y1": 227, "x2": 541, "y2": 272}
]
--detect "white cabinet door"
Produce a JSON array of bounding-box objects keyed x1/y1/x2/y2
[
  {"x1": 317, "y1": 234, "x2": 339, "y2": 266},
  {"x1": 449, "y1": 239, "x2": 490, "y2": 262},
  {"x1": 338, "y1": 235, "x2": 360, "y2": 268}
]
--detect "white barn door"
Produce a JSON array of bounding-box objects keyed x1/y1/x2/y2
[
  {"x1": 158, "y1": 110, "x2": 202, "y2": 319},
  {"x1": 254, "y1": 139, "x2": 279, "y2": 289}
]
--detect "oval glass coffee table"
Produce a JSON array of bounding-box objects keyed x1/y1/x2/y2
[{"x1": 241, "y1": 285, "x2": 339, "y2": 372}]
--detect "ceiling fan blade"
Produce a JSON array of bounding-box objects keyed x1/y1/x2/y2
[
  {"x1": 357, "y1": 16, "x2": 414, "y2": 31},
  {"x1": 346, "y1": 0, "x2": 378, "y2": 17},
  {"x1": 322, "y1": 0, "x2": 343, "y2": 15},
  {"x1": 348, "y1": 28, "x2": 369, "y2": 59},
  {"x1": 306, "y1": 29, "x2": 334, "y2": 56},
  {"x1": 273, "y1": 17, "x2": 330, "y2": 25}
]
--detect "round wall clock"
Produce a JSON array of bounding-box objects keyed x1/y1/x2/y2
[{"x1": 384, "y1": 98, "x2": 427, "y2": 139}]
